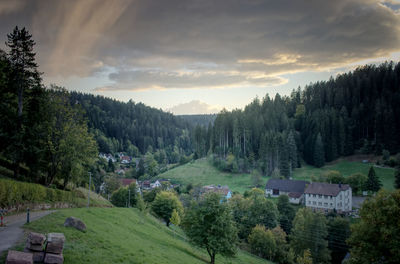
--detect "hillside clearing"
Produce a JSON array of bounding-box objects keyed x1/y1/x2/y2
[
  {"x1": 158, "y1": 158, "x2": 395, "y2": 192},
  {"x1": 2, "y1": 208, "x2": 271, "y2": 264}
]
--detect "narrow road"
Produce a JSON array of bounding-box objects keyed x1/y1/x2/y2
[{"x1": 0, "y1": 210, "x2": 55, "y2": 255}]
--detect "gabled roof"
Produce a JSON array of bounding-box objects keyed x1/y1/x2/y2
[
  {"x1": 120, "y1": 178, "x2": 137, "y2": 186},
  {"x1": 265, "y1": 179, "x2": 309, "y2": 193},
  {"x1": 304, "y1": 182, "x2": 350, "y2": 196}
]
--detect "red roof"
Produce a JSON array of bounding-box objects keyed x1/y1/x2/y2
[{"x1": 120, "y1": 178, "x2": 137, "y2": 186}]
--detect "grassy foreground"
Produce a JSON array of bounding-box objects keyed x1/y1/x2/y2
[
  {"x1": 20, "y1": 208, "x2": 271, "y2": 264},
  {"x1": 158, "y1": 158, "x2": 395, "y2": 193}
]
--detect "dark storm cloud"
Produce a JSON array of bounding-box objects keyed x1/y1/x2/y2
[{"x1": 0, "y1": 0, "x2": 399, "y2": 90}]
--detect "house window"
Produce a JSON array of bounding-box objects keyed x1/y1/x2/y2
[
  {"x1": 319, "y1": 195, "x2": 322, "y2": 198},
  {"x1": 324, "y1": 195, "x2": 328, "y2": 199},
  {"x1": 313, "y1": 201, "x2": 316, "y2": 205},
  {"x1": 313, "y1": 194, "x2": 316, "y2": 198},
  {"x1": 324, "y1": 203, "x2": 328, "y2": 207},
  {"x1": 273, "y1": 189, "x2": 279, "y2": 195},
  {"x1": 308, "y1": 201, "x2": 311, "y2": 205},
  {"x1": 318, "y1": 202, "x2": 322, "y2": 206}
]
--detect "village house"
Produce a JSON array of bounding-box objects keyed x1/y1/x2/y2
[
  {"x1": 304, "y1": 182, "x2": 352, "y2": 213},
  {"x1": 120, "y1": 178, "x2": 141, "y2": 193},
  {"x1": 265, "y1": 179, "x2": 309, "y2": 204},
  {"x1": 120, "y1": 156, "x2": 132, "y2": 164},
  {"x1": 99, "y1": 153, "x2": 116, "y2": 163},
  {"x1": 202, "y1": 185, "x2": 232, "y2": 200}
]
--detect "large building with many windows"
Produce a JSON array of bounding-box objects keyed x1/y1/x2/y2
[{"x1": 304, "y1": 182, "x2": 352, "y2": 213}]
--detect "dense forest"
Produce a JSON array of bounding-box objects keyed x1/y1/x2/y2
[
  {"x1": 178, "y1": 114, "x2": 216, "y2": 127},
  {"x1": 67, "y1": 92, "x2": 193, "y2": 159},
  {"x1": 192, "y1": 62, "x2": 400, "y2": 177}
]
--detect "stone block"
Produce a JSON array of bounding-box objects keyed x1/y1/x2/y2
[
  {"x1": 27, "y1": 232, "x2": 46, "y2": 245},
  {"x1": 64, "y1": 216, "x2": 86, "y2": 232},
  {"x1": 44, "y1": 253, "x2": 63, "y2": 264},
  {"x1": 25, "y1": 242, "x2": 43, "y2": 252},
  {"x1": 23, "y1": 249, "x2": 45, "y2": 263},
  {"x1": 46, "y1": 233, "x2": 65, "y2": 254},
  {"x1": 6, "y1": 250, "x2": 33, "y2": 264}
]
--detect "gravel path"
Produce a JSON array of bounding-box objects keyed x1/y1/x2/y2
[{"x1": 0, "y1": 210, "x2": 55, "y2": 255}]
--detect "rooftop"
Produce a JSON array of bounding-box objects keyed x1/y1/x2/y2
[
  {"x1": 304, "y1": 182, "x2": 350, "y2": 196},
  {"x1": 265, "y1": 179, "x2": 309, "y2": 193}
]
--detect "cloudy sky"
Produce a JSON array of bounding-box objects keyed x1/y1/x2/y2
[{"x1": 1, "y1": 0, "x2": 400, "y2": 114}]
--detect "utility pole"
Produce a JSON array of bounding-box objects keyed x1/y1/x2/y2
[{"x1": 87, "y1": 172, "x2": 92, "y2": 208}]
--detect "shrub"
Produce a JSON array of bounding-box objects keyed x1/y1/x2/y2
[{"x1": 0, "y1": 178, "x2": 75, "y2": 208}]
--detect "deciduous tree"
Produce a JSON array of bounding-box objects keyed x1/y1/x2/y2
[{"x1": 182, "y1": 192, "x2": 238, "y2": 264}]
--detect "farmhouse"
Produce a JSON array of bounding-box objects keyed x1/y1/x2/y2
[
  {"x1": 202, "y1": 185, "x2": 232, "y2": 199},
  {"x1": 265, "y1": 179, "x2": 309, "y2": 204},
  {"x1": 304, "y1": 182, "x2": 352, "y2": 213}
]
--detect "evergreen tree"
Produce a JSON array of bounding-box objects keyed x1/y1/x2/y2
[
  {"x1": 365, "y1": 166, "x2": 382, "y2": 192},
  {"x1": 394, "y1": 168, "x2": 400, "y2": 189},
  {"x1": 313, "y1": 133, "x2": 325, "y2": 168}
]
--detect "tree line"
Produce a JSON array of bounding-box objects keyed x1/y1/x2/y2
[{"x1": 192, "y1": 61, "x2": 400, "y2": 175}]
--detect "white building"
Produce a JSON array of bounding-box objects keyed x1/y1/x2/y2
[{"x1": 304, "y1": 183, "x2": 352, "y2": 213}]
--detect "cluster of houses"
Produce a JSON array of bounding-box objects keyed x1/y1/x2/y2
[
  {"x1": 265, "y1": 178, "x2": 352, "y2": 213},
  {"x1": 99, "y1": 152, "x2": 133, "y2": 164},
  {"x1": 117, "y1": 178, "x2": 179, "y2": 192}
]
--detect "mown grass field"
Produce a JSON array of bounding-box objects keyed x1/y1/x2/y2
[
  {"x1": 292, "y1": 161, "x2": 395, "y2": 191},
  {"x1": 158, "y1": 158, "x2": 396, "y2": 193},
  {"x1": 158, "y1": 158, "x2": 267, "y2": 193},
  {"x1": 7, "y1": 208, "x2": 271, "y2": 264}
]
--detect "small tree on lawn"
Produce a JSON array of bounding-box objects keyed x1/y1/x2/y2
[
  {"x1": 151, "y1": 191, "x2": 183, "y2": 226},
  {"x1": 182, "y1": 192, "x2": 238, "y2": 264},
  {"x1": 365, "y1": 166, "x2": 382, "y2": 192},
  {"x1": 170, "y1": 209, "x2": 181, "y2": 226},
  {"x1": 297, "y1": 249, "x2": 313, "y2": 264}
]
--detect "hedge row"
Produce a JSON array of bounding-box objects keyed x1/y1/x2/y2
[{"x1": 0, "y1": 178, "x2": 75, "y2": 208}]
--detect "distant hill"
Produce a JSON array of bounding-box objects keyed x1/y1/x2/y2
[{"x1": 178, "y1": 114, "x2": 217, "y2": 127}]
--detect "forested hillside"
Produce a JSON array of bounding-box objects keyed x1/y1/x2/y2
[
  {"x1": 193, "y1": 62, "x2": 400, "y2": 177},
  {"x1": 67, "y1": 92, "x2": 193, "y2": 156},
  {"x1": 178, "y1": 114, "x2": 216, "y2": 127}
]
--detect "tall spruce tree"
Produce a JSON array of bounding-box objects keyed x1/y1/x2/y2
[
  {"x1": 365, "y1": 166, "x2": 382, "y2": 192},
  {"x1": 314, "y1": 133, "x2": 325, "y2": 168},
  {"x1": 5, "y1": 26, "x2": 42, "y2": 179}
]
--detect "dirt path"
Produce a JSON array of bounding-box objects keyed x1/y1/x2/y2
[{"x1": 0, "y1": 210, "x2": 55, "y2": 255}]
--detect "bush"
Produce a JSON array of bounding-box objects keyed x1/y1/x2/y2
[{"x1": 0, "y1": 178, "x2": 75, "y2": 208}]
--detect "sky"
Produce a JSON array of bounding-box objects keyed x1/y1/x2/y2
[{"x1": 1, "y1": 0, "x2": 400, "y2": 114}]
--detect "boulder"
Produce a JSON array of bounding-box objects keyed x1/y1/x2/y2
[
  {"x1": 64, "y1": 216, "x2": 86, "y2": 232},
  {"x1": 44, "y1": 253, "x2": 63, "y2": 264},
  {"x1": 25, "y1": 242, "x2": 43, "y2": 252},
  {"x1": 27, "y1": 232, "x2": 46, "y2": 245},
  {"x1": 6, "y1": 250, "x2": 33, "y2": 264},
  {"x1": 46, "y1": 233, "x2": 65, "y2": 254},
  {"x1": 23, "y1": 249, "x2": 45, "y2": 263}
]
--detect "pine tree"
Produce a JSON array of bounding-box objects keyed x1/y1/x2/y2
[
  {"x1": 313, "y1": 133, "x2": 325, "y2": 168},
  {"x1": 365, "y1": 166, "x2": 382, "y2": 192},
  {"x1": 394, "y1": 168, "x2": 400, "y2": 189},
  {"x1": 287, "y1": 130, "x2": 298, "y2": 174}
]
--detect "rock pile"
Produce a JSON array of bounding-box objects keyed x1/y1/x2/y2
[
  {"x1": 44, "y1": 233, "x2": 65, "y2": 264},
  {"x1": 24, "y1": 232, "x2": 46, "y2": 263},
  {"x1": 64, "y1": 216, "x2": 86, "y2": 232},
  {"x1": 6, "y1": 232, "x2": 65, "y2": 264}
]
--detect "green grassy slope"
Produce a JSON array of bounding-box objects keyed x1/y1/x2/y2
[
  {"x1": 158, "y1": 158, "x2": 267, "y2": 193},
  {"x1": 158, "y1": 158, "x2": 395, "y2": 193},
  {"x1": 17, "y1": 208, "x2": 270, "y2": 264},
  {"x1": 292, "y1": 161, "x2": 395, "y2": 190}
]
